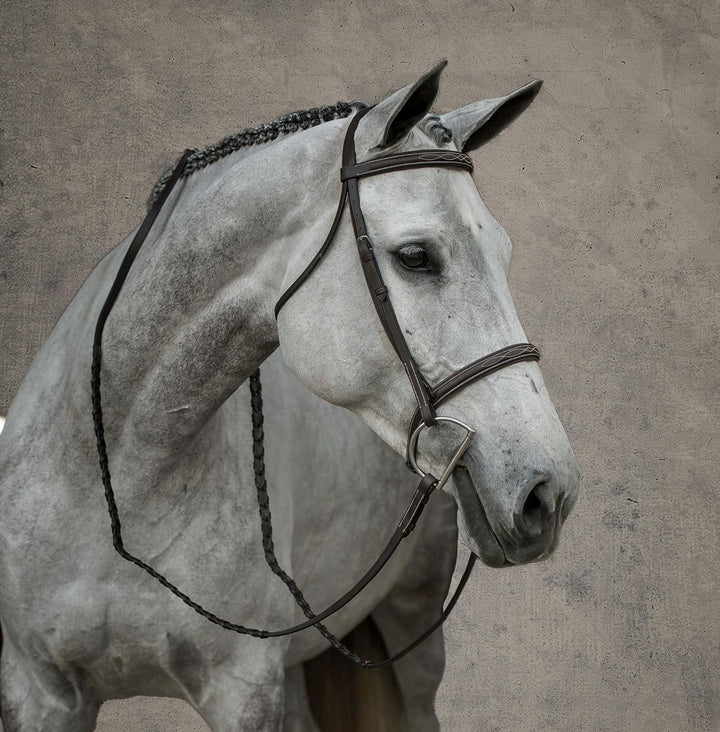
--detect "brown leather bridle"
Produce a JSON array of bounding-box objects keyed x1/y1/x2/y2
[
  {"x1": 277, "y1": 105, "x2": 539, "y2": 509},
  {"x1": 92, "y1": 106, "x2": 540, "y2": 668}
]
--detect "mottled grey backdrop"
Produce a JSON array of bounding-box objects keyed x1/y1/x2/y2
[{"x1": 1, "y1": 1, "x2": 718, "y2": 730}]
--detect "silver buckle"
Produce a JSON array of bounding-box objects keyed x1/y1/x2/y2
[{"x1": 406, "y1": 416, "x2": 476, "y2": 491}]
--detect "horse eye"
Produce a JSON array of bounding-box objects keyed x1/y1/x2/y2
[{"x1": 396, "y1": 245, "x2": 432, "y2": 271}]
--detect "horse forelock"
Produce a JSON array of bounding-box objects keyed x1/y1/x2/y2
[{"x1": 417, "y1": 115, "x2": 453, "y2": 146}]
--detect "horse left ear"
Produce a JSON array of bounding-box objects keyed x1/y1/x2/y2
[
  {"x1": 440, "y1": 80, "x2": 542, "y2": 152},
  {"x1": 357, "y1": 59, "x2": 447, "y2": 152}
]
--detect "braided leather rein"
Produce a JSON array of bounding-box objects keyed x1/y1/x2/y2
[{"x1": 92, "y1": 107, "x2": 539, "y2": 668}]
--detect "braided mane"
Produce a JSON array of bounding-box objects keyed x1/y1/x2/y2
[{"x1": 148, "y1": 101, "x2": 368, "y2": 207}]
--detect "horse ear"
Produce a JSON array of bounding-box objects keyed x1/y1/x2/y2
[
  {"x1": 440, "y1": 80, "x2": 542, "y2": 152},
  {"x1": 358, "y1": 60, "x2": 447, "y2": 151}
]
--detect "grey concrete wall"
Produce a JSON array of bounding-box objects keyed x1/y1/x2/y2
[{"x1": 1, "y1": 1, "x2": 717, "y2": 729}]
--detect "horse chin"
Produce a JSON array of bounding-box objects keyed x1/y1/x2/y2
[{"x1": 451, "y1": 466, "x2": 510, "y2": 568}]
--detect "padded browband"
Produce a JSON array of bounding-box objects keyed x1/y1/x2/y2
[
  {"x1": 341, "y1": 150, "x2": 473, "y2": 180},
  {"x1": 408, "y1": 343, "x2": 541, "y2": 437}
]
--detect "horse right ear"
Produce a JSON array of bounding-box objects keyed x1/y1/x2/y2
[
  {"x1": 356, "y1": 60, "x2": 447, "y2": 153},
  {"x1": 440, "y1": 80, "x2": 543, "y2": 152}
]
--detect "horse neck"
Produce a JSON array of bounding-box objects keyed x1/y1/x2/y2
[{"x1": 97, "y1": 119, "x2": 345, "y2": 457}]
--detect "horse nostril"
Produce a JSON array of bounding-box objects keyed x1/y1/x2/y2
[
  {"x1": 524, "y1": 484, "x2": 544, "y2": 516},
  {"x1": 516, "y1": 480, "x2": 559, "y2": 537}
]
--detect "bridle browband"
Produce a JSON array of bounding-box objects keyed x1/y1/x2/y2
[{"x1": 92, "y1": 106, "x2": 540, "y2": 669}]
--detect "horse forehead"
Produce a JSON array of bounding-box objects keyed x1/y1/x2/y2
[{"x1": 360, "y1": 166, "x2": 486, "y2": 238}]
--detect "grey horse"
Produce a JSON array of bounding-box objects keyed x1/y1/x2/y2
[{"x1": 0, "y1": 62, "x2": 580, "y2": 730}]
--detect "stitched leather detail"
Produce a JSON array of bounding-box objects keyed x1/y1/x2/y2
[
  {"x1": 436, "y1": 343, "x2": 540, "y2": 394},
  {"x1": 341, "y1": 150, "x2": 473, "y2": 180}
]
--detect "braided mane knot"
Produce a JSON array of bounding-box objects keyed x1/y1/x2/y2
[{"x1": 147, "y1": 101, "x2": 368, "y2": 207}]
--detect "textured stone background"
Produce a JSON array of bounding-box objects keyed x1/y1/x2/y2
[{"x1": 1, "y1": 1, "x2": 718, "y2": 730}]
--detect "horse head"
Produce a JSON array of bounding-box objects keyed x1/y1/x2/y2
[{"x1": 276, "y1": 61, "x2": 581, "y2": 567}]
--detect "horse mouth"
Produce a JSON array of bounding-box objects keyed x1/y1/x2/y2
[{"x1": 452, "y1": 465, "x2": 510, "y2": 568}]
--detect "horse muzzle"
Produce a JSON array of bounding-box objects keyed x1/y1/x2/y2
[{"x1": 452, "y1": 458, "x2": 579, "y2": 567}]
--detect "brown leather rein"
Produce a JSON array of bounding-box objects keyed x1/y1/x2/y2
[{"x1": 92, "y1": 106, "x2": 539, "y2": 668}]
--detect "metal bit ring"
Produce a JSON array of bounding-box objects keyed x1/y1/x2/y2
[{"x1": 407, "y1": 416, "x2": 476, "y2": 492}]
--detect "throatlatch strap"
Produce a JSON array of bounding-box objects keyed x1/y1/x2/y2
[{"x1": 274, "y1": 181, "x2": 350, "y2": 318}]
